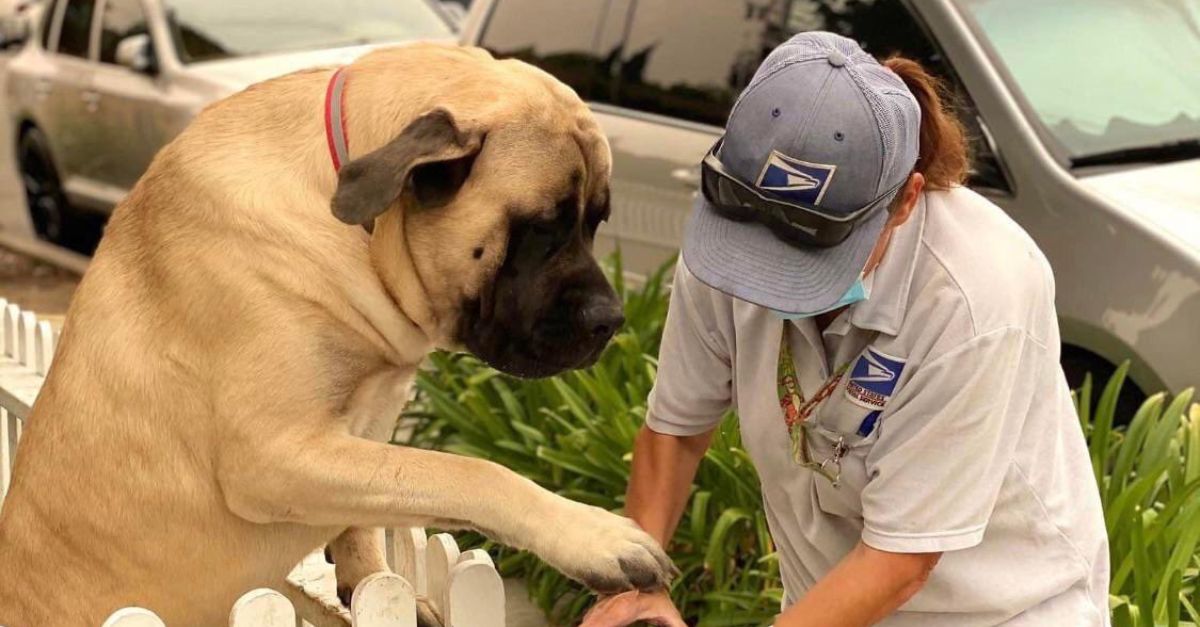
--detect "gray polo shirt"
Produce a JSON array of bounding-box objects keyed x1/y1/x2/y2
[{"x1": 647, "y1": 188, "x2": 1110, "y2": 626}]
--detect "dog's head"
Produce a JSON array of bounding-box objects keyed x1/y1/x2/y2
[{"x1": 330, "y1": 48, "x2": 622, "y2": 378}]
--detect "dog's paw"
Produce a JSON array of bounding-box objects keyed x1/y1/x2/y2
[{"x1": 536, "y1": 502, "x2": 677, "y2": 594}]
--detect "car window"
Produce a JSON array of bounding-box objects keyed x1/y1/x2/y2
[
  {"x1": 478, "y1": 0, "x2": 626, "y2": 103},
  {"x1": 960, "y1": 0, "x2": 1200, "y2": 163},
  {"x1": 98, "y1": 0, "x2": 150, "y2": 64},
  {"x1": 612, "y1": 0, "x2": 1007, "y2": 189},
  {"x1": 57, "y1": 0, "x2": 96, "y2": 58},
  {"x1": 613, "y1": 0, "x2": 958, "y2": 126},
  {"x1": 613, "y1": 0, "x2": 790, "y2": 126},
  {"x1": 162, "y1": 0, "x2": 453, "y2": 64}
]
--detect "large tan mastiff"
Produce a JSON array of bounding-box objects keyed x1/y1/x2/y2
[{"x1": 0, "y1": 43, "x2": 673, "y2": 626}]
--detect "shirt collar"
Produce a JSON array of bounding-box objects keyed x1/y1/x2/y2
[{"x1": 842, "y1": 193, "x2": 926, "y2": 337}]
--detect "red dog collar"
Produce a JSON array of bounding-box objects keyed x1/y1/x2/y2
[{"x1": 324, "y1": 67, "x2": 350, "y2": 172}]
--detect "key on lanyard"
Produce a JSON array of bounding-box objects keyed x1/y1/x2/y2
[{"x1": 819, "y1": 436, "x2": 849, "y2": 487}]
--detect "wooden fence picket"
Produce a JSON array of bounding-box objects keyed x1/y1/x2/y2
[
  {"x1": 0, "y1": 300, "x2": 20, "y2": 507},
  {"x1": 389, "y1": 527, "x2": 428, "y2": 596},
  {"x1": 424, "y1": 533, "x2": 460, "y2": 615},
  {"x1": 229, "y1": 588, "x2": 295, "y2": 627},
  {"x1": 350, "y1": 572, "x2": 417, "y2": 627},
  {"x1": 17, "y1": 311, "x2": 36, "y2": 367},
  {"x1": 446, "y1": 550, "x2": 505, "y2": 627},
  {"x1": 35, "y1": 320, "x2": 55, "y2": 375},
  {"x1": 100, "y1": 607, "x2": 166, "y2": 627},
  {"x1": 3, "y1": 303, "x2": 18, "y2": 357},
  {"x1": 0, "y1": 299, "x2": 7, "y2": 354}
]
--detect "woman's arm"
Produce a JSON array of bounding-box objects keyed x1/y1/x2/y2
[
  {"x1": 776, "y1": 542, "x2": 941, "y2": 627},
  {"x1": 625, "y1": 423, "x2": 714, "y2": 544}
]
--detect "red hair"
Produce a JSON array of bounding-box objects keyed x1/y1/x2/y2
[{"x1": 884, "y1": 56, "x2": 970, "y2": 189}]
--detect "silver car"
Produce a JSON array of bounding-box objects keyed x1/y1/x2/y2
[
  {"x1": 460, "y1": 0, "x2": 1200, "y2": 406},
  {"x1": 5, "y1": 0, "x2": 455, "y2": 250}
]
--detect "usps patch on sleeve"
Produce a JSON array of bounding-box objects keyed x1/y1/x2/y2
[
  {"x1": 845, "y1": 347, "x2": 907, "y2": 411},
  {"x1": 755, "y1": 150, "x2": 837, "y2": 205}
]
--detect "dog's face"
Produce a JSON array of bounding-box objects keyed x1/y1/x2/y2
[
  {"x1": 453, "y1": 172, "x2": 621, "y2": 379},
  {"x1": 331, "y1": 77, "x2": 623, "y2": 378}
]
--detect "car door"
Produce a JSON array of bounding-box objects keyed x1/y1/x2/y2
[
  {"x1": 87, "y1": 0, "x2": 163, "y2": 197},
  {"x1": 39, "y1": 0, "x2": 100, "y2": 196}
]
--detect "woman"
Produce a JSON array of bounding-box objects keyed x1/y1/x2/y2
[{"x1": 584, "y1": 32, "x2": 1109, "y2": 627}]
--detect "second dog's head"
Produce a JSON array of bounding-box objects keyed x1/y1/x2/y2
[{"x1": 330, "y1": 45, "x2": 623, "y2": 378}]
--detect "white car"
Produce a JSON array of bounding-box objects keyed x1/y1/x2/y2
[{"x1": 5, "y1": 0, "x2": 455, "y2": 250}]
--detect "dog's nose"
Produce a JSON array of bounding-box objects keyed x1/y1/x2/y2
[{"x1": 581, "y1": 298, "x2": 625, "y2": 340}]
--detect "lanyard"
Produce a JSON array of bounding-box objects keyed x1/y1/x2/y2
[{"x1": 776, "y1": 322, "x2": 851, "y2": 485}]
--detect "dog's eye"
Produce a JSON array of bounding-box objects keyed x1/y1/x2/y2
[{"x1": 528, "y1": 223, "x2": 560, "y2": 260}]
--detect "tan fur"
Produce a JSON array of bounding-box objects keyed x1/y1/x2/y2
[{"x1": 0, "y1": 44, "x2": 669, "y2": 627}]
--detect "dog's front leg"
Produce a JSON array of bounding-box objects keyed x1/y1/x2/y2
[
  {"x1": 326, "y1": 527, "x2": 443, "y2": 626},
  {"x1": 218, "y1": 432, "x2": 675, "y2": 594},
  {"x1": 327, "y1": 527, "x2": 388, "y2": 605}
]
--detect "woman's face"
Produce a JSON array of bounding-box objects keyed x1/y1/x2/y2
[{"x1": 863, "y1": 173, "x2": 925, "y2": 276}]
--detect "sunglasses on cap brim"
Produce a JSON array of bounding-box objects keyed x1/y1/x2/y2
[{"x1": 700, "y1": 140, "x2": 904, "y2": 248}]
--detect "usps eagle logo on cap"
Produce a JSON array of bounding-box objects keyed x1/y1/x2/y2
[
  {"x1": 845, "y1": 347, "x2": 906, "y2": 411},
  {"x1": 756, "y1": 150, "x2": 837, "y2": 205}
]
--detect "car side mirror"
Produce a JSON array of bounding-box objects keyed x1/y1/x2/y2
[{"x1": 115, "y1": 34, "x2": 156, "y2": 75}]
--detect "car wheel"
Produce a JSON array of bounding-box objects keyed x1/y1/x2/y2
[
  {"x1": 19, "y1": 128, "x2": 71, "y2": 244},
  {"x1": 17, "y1": 127, "x2": 104, "y2": 254},
  {"x1": 1060, "y1": 345, "x2": 1147, "y2": 426}
]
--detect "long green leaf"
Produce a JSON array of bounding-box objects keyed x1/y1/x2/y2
[
  {"x1": 1092, "y1": 362, "x2": 1130, "y2": 486},
  {"x1": 705, "y1": 508, "x2": 751, "y2": 583},
  {"x1": 1107, "y1": 393, "x2": 1165, "y2": 506},
  {"x1": 1132, "y1": 507, "x2": 1155, "y2": 627}
]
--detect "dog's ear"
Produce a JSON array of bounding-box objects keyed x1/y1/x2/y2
[{"x1": 331, "y1": 108, "x2": 483, "y2": 225}]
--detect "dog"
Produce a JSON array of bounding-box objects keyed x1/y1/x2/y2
[{"x1": 0, "y1": 43, "x2": 673, "y2": 626}]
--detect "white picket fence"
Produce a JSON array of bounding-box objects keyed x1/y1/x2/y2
[{"x1": 0, "y1": 299, "x2": 505, "y2": 627}]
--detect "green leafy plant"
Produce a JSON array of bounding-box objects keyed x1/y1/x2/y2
[
  {"x1": 1078, "y1": 366, "x2": 1200, "y2": 627},
  {"x1": 402, "y1": 255, "x2": 1200, "y2": 626}
]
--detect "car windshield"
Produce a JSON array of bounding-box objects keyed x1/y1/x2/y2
[
  {"x1": 163, "y1": 0, "x2": 454, "y2": 64},
  {"x1": 958, "y1": 0, "x2": 1200, "y2": 164}
]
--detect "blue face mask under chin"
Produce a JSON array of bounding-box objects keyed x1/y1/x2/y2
[{"x1": 771, "y1": 276, "x2": 871, "y2": 320}]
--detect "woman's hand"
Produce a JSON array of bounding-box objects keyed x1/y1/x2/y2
[{"x1": 580, "y1": 590, "x2": 686, "y2": 627}]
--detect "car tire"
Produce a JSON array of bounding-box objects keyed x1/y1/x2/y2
[
  {"x1": 1060, "y1": 345, "x2": 1147, "y2": 426},
  {"x1": 17, "y1": 127, "x2": 102, "y2": 253}
]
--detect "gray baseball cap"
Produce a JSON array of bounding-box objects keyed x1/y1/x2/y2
[{"x1": 683, "y1": 31, "x2": 921, "y2": 314}]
